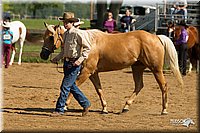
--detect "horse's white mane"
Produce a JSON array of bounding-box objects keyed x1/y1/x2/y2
[
  {"x1": 79, "y1": 29, "x2": 104, "y2": 47},
  {"x1": 48, "y1": 24, "x2": 105, "y2": 47},
  {"x1": 60, "y1": 25, "x2": 67, "y2": 32}
]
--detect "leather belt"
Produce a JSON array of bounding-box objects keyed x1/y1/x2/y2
[{"x1": 64, "y1": 57, "x2": 78, "y2": 62}]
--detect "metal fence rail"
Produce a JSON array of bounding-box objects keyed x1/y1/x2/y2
[
  {"x1": 155, "y1": 2, "x2": 200, "y2": 34},
  {"x1": 135, "y1": 10, "x2": 155, "y2": 31}
]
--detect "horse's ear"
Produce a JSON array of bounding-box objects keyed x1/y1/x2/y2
[{"x1": 44, "y1": 22, "x2": 48, "y2": 28}]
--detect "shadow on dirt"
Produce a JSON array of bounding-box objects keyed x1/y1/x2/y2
[
  {"x1": 2, "y1": 107, "x2": 105, "y2": 117},
  {"x1": 12, "y1": 85, "x2": 56, "y2": 90}
]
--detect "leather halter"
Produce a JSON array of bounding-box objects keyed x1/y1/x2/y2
[{"x1": 42, "y1": 27, "x2": 63, "y2": 53}]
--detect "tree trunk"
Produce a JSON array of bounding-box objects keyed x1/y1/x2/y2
[
  {"x1": 96, "y1": 1, "x2": 107, "y2": 29},
  {"x1": 96, "y1": 0, "x2": 123, "y2": 30},
  {"x1": 32, "y1": 6, "x2": 36, "y2": 19},
  {"x1": 109, "y1": 0, "x2": 123, "y2": 22}
]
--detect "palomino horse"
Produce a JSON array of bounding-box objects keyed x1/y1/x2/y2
[
  {"x1": 40, "y1": 23, "x2": 183, "y2": 115},
  {"x1": 167, "y1": 22, "x2": 200, "y2": 72},
  {"x1": 2, "y1": 21, "x2": 27, "y2": 65}
]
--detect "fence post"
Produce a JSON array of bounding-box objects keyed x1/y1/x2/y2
[{"x1": 155, "y1": 3, "x2": 159, "y2": 33}]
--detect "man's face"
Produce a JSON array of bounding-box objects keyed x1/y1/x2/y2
[
  {"x1": 126, "y1": 10, "x2": 130, "y2": 16},
  {"x1": 63, "y1": 21, "x2": 73, "y2": 30}
]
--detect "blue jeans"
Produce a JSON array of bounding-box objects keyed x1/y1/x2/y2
[
  {"x1": 55, "y1": 60, "x2": 90, "y2": 113},
  {"x1": 170, "y1": 8, "x2": 187, "y2": 21}
]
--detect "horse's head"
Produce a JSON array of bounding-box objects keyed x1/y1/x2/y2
[
  {"x1": 167, "y1": 21, "x2": 175, "y2": 30},
  {"x1": 40, "y1": 22, "x2": 65, "y2": 60},
  {"x1": 167, "y1": 20, "x2": 183, "y2": 42},
  {"x1": 167, "y1": 21, "x2": 175, "y2": 31}
]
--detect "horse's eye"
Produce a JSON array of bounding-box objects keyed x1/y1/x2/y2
[{"x1": 49, "y1": 36, "x2": 54, "y2": 41}]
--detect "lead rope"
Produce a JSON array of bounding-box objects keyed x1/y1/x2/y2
[
  {"x1": 49, "y1": 53, "x2": 64, "y2": 74},
  {"x1": 56, "y1": 28, "x2": 64, "y2": 74},
  {"x1": 56, "y1": 61, "x2": 64, "y2": 73}
]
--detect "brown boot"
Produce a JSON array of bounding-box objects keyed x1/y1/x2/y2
[
  {"x1": 82, "y1": 105, "x2": 90, "y2": 116},
  {"x1": 50, "y1": 111, "x2": 64, "y2": 117}
]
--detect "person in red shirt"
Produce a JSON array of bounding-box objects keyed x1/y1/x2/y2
[
  {"x1": 103, "y1": 11, "x2": 117, "y2": 33},
  {"x1": 2, "y1": 21, "x2": 13, "y2": 68}
]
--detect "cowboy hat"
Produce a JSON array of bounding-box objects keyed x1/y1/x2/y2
[
  {"x1": 58, "y1": 12, "x2": 79, "y2": 23},
  {"x1": 74, "y1": 18, "x2": 84, "y2": 26},
  {"x1": 2, "y1": 21, "x2": 11, "y2": 28}
]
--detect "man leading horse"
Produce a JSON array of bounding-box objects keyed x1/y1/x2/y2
[
  {"x1": 41, "y1": 13, "x2": 183, "y2": 116},
  {"x1": 50, "y1": 12, "x2": 91, "y2": 116}
]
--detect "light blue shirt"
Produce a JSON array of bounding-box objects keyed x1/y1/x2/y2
[{"x1": 2, "y1": 29, "x2": 13, "y2": 45}]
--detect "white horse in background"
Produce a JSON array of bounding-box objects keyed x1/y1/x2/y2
[{"x1": 7, "y1": 21, "x2": 26, "y2": 65}]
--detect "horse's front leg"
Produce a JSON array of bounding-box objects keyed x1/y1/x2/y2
[{"x1": 89, "y1": 72, "x2": 108, "y2": 114}]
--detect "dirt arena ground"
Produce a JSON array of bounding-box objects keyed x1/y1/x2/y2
[{"x1": 2, "y1": 63, "x2": 199, "y2": 132}]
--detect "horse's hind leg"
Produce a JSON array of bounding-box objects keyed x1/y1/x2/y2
[
  {"x1": 188, "y1": 61, "x2": 193, "y2": 73},
  {"x1": 122, "y1": 63, "x2": 146, "y2": 113},
  {"x1": 18, "y1": 39, "x2": 24, "y2": 65},
  {"x1": 190, "y1": 58, "x2": 198, "y2": 72},
  {"x1": 89, "y1": 72, "x2": 108, "y2": 114},
  {"x1": 153, "y1": 70, "x2": 168, "y2": 115},
  {"x1": 9, "y1": 43, "x2": 16, "y2": 65}
]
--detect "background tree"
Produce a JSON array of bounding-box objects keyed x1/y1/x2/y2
[
  {"x1": 96, "y1": 0, "x2": 123, "y2": 29},
  {"x1": 3, "y1": 2, "x2": 91, "y2": 19},
  {"x1": 3, "y1": 3, "x2": 12, "y2": 11}
]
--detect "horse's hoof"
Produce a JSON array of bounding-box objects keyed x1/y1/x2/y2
[
  {"x1": 64, "y1": 106, "x2": 68, "y2": 111},
  {"x1": 122, "y1": 108, "x2": 129, "y2": 113},
  {"x1": 161, "y1": 111, "x2": 168, "y2": 115},
  {"x1": 101, "y1": 111, "x2": 108, "y2": 114}
]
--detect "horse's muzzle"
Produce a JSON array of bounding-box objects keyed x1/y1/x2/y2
[{"x1": 40, "y1": 48, "x2": 51, "y2": 60}]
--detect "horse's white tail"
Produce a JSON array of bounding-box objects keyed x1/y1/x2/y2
[{"x1": 158, "y1": 35, "x2": 184, "y2": 89}]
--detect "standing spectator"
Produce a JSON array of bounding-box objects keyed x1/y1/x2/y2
[
  {"x1": 51, "y1": 12, "x2": 91, "y2": 116},
  {"x1": 170, "y1": 0, "x2": 188, "y2": 22},
  {"x1": 175, "y1": 20, "x2": 188, "y2": 76},
  {"x1": 2, "y1": 21, "x2": 13, "y2": 68},
  {"x1": 120, "y1": 9, "x2": 135, "y2": 32},
  {"x1": 103, "y1": 11, "x2": 117, "y2": 33}
]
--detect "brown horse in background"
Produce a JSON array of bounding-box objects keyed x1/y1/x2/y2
[
  {"x1": 40, "y1": 23, "x2": 183, "y2": 115},
  {"x1": 167, "y1": 22, "x2": 200, "y2": 72}
]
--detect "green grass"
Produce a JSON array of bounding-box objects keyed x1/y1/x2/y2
[
  {"x1": 13, "y1": 43, "x2": 61, "y2": 63},
  {"x1": 13, "y1": 19, "x2": 58, "y2": 30},
  {"x1": 13, "y1": 19, "x2": 90, "y2": 30},
  {"x1": 23, "y1": 43, "x2": 43, "y2": 52}
]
